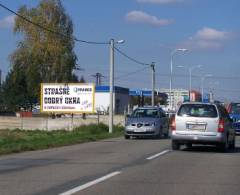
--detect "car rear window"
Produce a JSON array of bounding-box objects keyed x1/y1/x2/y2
[{"x1": 177, "y1": 104, "x2": 218, "y2": 118}]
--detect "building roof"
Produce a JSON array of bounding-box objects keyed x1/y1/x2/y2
[{"x1": 95, "y1": 86, "x2": 129, "y2": 94}]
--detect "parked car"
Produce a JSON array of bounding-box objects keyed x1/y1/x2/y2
[
  {"x1": 124, "y1": 106, "x2": 169, "y2": 139},
  {"x1": 227, "y1": 102, "x2": 240, "y2": 135},
  {"x1": 171, "y1": 102, "x2": 235, "y2": 151}
]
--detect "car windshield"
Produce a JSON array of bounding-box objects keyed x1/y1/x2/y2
[
  {"x1": 131, "y1": 109, "x2": 159, "y2": 118},
  {"x1": 177, "y1": 104, "x2": 218, "y2": 118},
  {"x1": 229, "y1": 103, "x2": 240, "y2": 115}
]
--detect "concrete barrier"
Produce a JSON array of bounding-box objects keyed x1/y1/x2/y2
[{"x1": 0, "y1": 115, "x2": 125, "y2": 131}]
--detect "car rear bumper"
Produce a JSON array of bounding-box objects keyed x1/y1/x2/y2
[{"x1": 171, "y1": 131, "x2": 225, "y2": 144}]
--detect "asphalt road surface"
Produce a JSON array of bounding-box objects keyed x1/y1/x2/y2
[{"x1": 0, "y1": 136, "x2": 240, "y2": 195}]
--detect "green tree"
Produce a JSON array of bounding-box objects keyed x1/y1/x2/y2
[
  {"x1": 5, "y1": 0, "x2": 77, "y2": 110},
  {"x1": 1, "y1": 69, "x2": 30, "y2": 111}
]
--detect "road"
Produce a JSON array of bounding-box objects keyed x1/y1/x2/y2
[{"x1": 0, "y1": 136, "x2": 240, "y2": 195}]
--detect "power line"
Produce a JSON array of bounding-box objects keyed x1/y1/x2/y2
[
  {"x1": 114, "y1": 46, "x2": 151, "y2": 66},
  {"x1": 0, "y1": 3, "x2": 155, "y2": 72},
  {"x1": 0, "y1": 3, "x2": 109, "y2": 45},
  {"x1": 115, "y1": 67, "x2": 149, "y2": 80},
  {"x1": 156, "y1": 73, "x2": 240, "y2": 80}
]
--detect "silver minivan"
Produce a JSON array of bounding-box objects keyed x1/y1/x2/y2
[{"x1": 171, "y1": 102, "x2": 235, "y2": 151}]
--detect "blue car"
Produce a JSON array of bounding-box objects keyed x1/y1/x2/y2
[{"x1": 227, "y1": 103, "x2": 240, "y2": 135}]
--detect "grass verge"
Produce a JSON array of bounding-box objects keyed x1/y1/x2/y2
[{"x1": 0, "y1": 123, "x2": 124, "y2": 155}]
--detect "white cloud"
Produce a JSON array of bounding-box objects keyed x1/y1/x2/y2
[
  {"x1": 180, "y1": 27, "x2": 234, "y2": 50},
  {"x1": 0, "y1": 15, "x2": 15, "y2": 29},
  {"x1": 136, "y1": 0, "x2": 186, "y2": 4},
  {"x1": 125, "y1": 10, "x2": 173, "y2": 27},
  {"x1": 195, "y1": 27, "x2": 231, "y2": 41}
]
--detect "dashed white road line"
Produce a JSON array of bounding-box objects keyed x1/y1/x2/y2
[
  {"x1": 146, "y1": 149, "x2": 171, "y2": 160},
  {"x1": 59, "y1": 171, "x2": 121, "y2": 195},
  {"x1": 60, "y1": 150, "x2": 171, "y2": 194}
]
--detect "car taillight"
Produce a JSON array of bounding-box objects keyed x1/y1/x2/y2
[
  {"x1": 170, "y1": 116, "x2": 176, "y2": 131},
  {"x1": 218, "y1": 119, "x2": 224, "y2": 133},
  {"x1": 226, "y1": 104, "x2": 231, "y2": 113}
]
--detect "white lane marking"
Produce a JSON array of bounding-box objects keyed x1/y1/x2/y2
[
  {"x1": 59, "y1": 171, "x2": 121, "y2": 195},
  {"x1": 146, "y1": 150, "x2": 171, "y2": 160}
]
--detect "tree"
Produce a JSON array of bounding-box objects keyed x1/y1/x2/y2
[
  {"x1": 4, "y1": 0, "x2": 77, "y2": 110},
  {"x1": 79, "y1": 76, "x2": 86, "y2": 83},
  {"x1": 1, "y1": 69, "x2": 29, "y2": 111}
]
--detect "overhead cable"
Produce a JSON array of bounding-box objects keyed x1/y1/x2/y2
[
  {"x1": 0, "y1": 3, "x2": 108, "y2": 45},
  {"x1": 114, "y1": 46, "x2": 151, "y2": 66},
  {"x1": 115, "y1": 67, "x2": 149, "y2": 80}
]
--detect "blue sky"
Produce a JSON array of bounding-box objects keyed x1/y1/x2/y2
[{"x1": 0, "y1": 0, "x2": 240, "y2": 102}]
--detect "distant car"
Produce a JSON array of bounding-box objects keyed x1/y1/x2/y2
[
  {"x1": 32, "y1": 105, "x2": 40, "y2": 114},
  {"x1": 124, "y1": 106, "x2": 169, "y2": 139},
  {"x1": 171, "y1": 102, "x2": 235, "y2": 151},
  {"x1": 227, "y1": 102, "x2": 240, "y2": 135}
]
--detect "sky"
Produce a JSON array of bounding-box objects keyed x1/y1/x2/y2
[{"x1": 0, "y1": 0, "x2": 240, "y2": 102}]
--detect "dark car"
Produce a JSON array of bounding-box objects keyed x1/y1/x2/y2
[
  {"x1": 227, "y1": 102, "x2": 240, "y2": 135},
  {"x1": 124, "y1": 106, "x2": 169, "y2": 139}
]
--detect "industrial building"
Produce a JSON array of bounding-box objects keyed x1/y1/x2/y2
[{"x1": 95, "y1": 86, "x2": 129, "y2": 114}]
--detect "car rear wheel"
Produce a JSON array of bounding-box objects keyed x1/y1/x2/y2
[
  {"x1": 186, "y1": 143, "x2": 192, "y2": 148},
  {"x1": 172, "y1": 141, "x2": 180, "y2": 150},
  {"x1": 229, "y1": 138, "x2": 235, "y2": 150},
  {"x1": 217, "y1": 139, "x2": 229, "y2": 152},
  {"x1": 124, "y1": 135, "x2": 130, "y2": 139}
]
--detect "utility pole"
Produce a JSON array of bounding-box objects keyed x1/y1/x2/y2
[
  {"x1": 109, "y1": 39, "x2": 124, "y2": 134},
  {"x1": 92, "y1": 72, "x2": 104, "y2": 86},
  {"x1": 109, "y1": 39, "x2": 114, "y2": 134},
  {"x1": 151, "y1": 62, "x2": 155, "y2": 106}
]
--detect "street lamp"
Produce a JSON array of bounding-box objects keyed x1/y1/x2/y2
[
  {"x1": 201, "y1": 74, "x2": 212, "y2": 102},
  {"x1": 169, "y1": 48, "x2": 188, "y2": 111},
  {"x1": 189, "y1": 65, "x2": 202, "y2": 101},
  {"x1": 208, "y1": 81, "x2": 219, "y2": 102},
  {"x1": 109, "y1": 39, "x2": 125, "y2": 133}
]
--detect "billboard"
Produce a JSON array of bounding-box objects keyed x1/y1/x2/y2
[{"x1": 41, "y1": 83, "x2": 95, "y2": 113}]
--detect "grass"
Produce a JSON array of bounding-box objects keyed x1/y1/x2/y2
[{"x1": 0, "y1": 123, "x2": 124, "y2": 155}]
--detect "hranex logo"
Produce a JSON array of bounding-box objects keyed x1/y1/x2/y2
[{"x1": 74, "y1": 87, "x2": 92, "y2": 94}]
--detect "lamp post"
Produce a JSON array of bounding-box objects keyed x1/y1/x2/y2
[
  {"x1": 189, "y1": 65, "x2": 202, "y2": 101},
  {"x1": 201, "y1": 74, "x2": 212, "y2": 102},
  {"x1": 169, "y1": 48, "x2": 188, "y2": 111},
  {"x1": 109, "y1": 39, "x2": 125, "y2": 133},
  {"x1": 208, "y1": 81, "x2": 219, "y2": 102}
]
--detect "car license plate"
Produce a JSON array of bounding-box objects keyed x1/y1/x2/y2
[
  {"x1": 187, "y1": 124, "x2": 206, "y2": 131},
  {"x1": 134, "y1": 129, "x2": 146, "y2": 132}
]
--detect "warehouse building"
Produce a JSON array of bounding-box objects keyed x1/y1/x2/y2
[{"x1": 95, "y1": 86, "x2": 129, "y2": 114}]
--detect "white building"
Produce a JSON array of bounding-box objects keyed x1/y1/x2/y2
[
  {"x1": 95, "y1": 86, "x2": 129, "y2": 114},
  {"x1": 159, "y1": 89, "x2": 189, "y2": 111}
]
